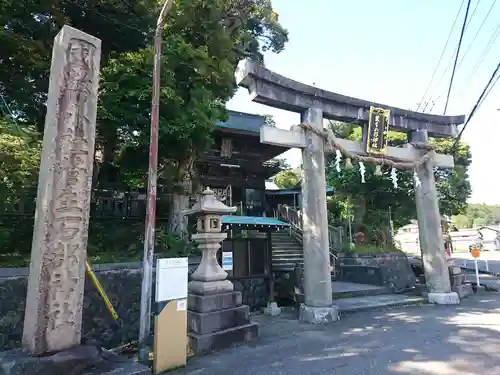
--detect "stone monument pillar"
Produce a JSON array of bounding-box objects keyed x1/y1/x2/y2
[
  {"x1": 184, "y1": 188, "x2": 259, "y2": 353},
  {"x1": 22, "y1": 25, "x2": 102, "y2": 355},
  {"x1": 0, "y1": 25, "x2": 151, "y2": 375}
]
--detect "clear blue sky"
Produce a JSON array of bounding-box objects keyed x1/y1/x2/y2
[{"x1": 227, "y1": 0, "x2": 500, "y2": 205}]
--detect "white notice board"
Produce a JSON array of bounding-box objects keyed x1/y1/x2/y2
[
  {"x1": 222, "y1": 252, "x2": 233, "y2": 271},
  {"x1": 155, "y1": 257, "x2": 188, "y2": 302}
]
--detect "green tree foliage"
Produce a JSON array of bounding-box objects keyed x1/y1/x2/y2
[
  {"x1": 0, "y1": 119, "x2": 41, "y2": 265},
  {"x1": 325, "y1": 121, "x2": 472, "y2": 244},
  {"x1": 274, "y1": 168, "x2": 301, "y2": 189},
  {"x1": 96, "y1": 0, "x2": 288, "y2": 236},
  {"x1": 1, "y1": 0, "x2": 287, "y2": 133},
  {"x1": 0, "y1": 0, "x2": 289, "y2": 260},
  {"x1": 451, "y1": 203, "x2": 500, "y2": 229},
  {"x1": 0, "y1": 0, "x2": 157, "y2": 130},
  {"x1": 0, "y1": 119, "x2": 40, "y2": 200}
]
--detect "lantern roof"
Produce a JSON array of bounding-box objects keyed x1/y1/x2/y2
[{"x1": 183, "y1": 188, "x2": 237, "y2": 216}]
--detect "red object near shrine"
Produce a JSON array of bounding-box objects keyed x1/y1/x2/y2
[{"x1": 445, "y1": 248, "x2": 451, "y2": 258}]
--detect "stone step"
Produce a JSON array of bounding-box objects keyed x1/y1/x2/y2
[
  {"x1": 272, "y1": 246, "x2": 302, "y2": 250},
  {"x1": 272, "y1": 253, "x2": 302, "y2": 258},
  {"x1": 272, "y1": 264, "x2": 304, "y2": 271},
  {"x1": 272, "y1": 249, "x2": 303, "y2": 254},
  {"x1": 272, "y1": 249, "x2": 302, "y2": 253},
  {"x1": 188, "y1": 322, "x2": 259, "y2": 354},
  {"x1": 188, "y1": 305, "x2": 250, "y2": 335},
  {"x1": 332, "y1": 286, "x2": 392, "y2": 300},
  {"x1": 272, "y1": 258, "x2": 304, "y2": 264},
  {"x1": 335, "y1": 294, "x2": 426, "y2": 314},
  {"x1": 273, "y1": 259, "x2": 303, "y2": 265},
  {"x1": 272, "y1": 240, "x2": 301, "y2": 245},
  {"x1": 272, "y1": 238, "x2": 298, "y2": 242},
  {"x1": 273, "y1": 241, "x2": 302, "y2": 248}
]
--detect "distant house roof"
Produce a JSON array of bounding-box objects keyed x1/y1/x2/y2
[
  {"x1": 221, "y1": 215, "x2": 289, "y2": 227},
  {"x1": 216, "y1": 110, "x2": 266, "y2": 134}
]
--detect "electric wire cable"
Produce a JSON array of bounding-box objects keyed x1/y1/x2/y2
[
  {"x1": 451, "y1": 61, "x2": 500, "y2": 151},
  {"x1": 443, "y1": 0, "x2": 473, "y2": 114},
  {"x1": 457, "y1": 0, "x2": 497, "y2": 69},
  {"x1": 457, "y1": 20, "x2": 500, "y2": 93},
  {"x1": 422, "y1": 2, "x2": 497, "y2": 112},
  {"x1": 424, "y1": 17, "x2": 500, "y2": 113},
  {"x1": 416, "y1": 0, "x2": 466, "y2": 111}
]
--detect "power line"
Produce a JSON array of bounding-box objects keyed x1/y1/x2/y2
[
  {"x1": 457, "y1": 0, "x2": 497, "y2": 68},
  {"x1": 457, "y1": 20, "x2": 500, "y2": 92},
  {"x1": 416, "y1": 0, "x2": 465, "y2": 111},
  {"x1": 443, "y1": 0, "x2": 473, "y2": 115},
  {"x1": 422, "y1": 2, "x2": 497, "y2": 112},
  {"x1": 451, "y1": 61, "x2": 500, "y2": 151},
  {"x1": 71, "y1": 2, "x2": 150, "y2": 36},
  {"x1": 478, "y1": 69, "x2": 500, "y2": 107}
]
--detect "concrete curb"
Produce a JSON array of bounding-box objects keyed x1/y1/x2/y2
[{"x1": 337, "y1": 296, "x2": 427, "y2": 314}]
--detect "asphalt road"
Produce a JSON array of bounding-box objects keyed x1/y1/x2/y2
[{"x1": 172, "y1": 293, "x2": 500, "y2": 375}]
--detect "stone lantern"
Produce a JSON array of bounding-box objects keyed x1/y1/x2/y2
[
  {"x1": 184, "y1": 188, "x2": 259, "y2": 354},
  {"x1": 183, "y1": 188, "x2": 237, "y2": 295}
]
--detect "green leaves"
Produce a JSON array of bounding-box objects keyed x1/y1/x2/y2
[
  {"x1": 274, "y1": 168, "x2": 301, "y2": 189},
  {"x1": 326, "y1": 121, "x2": 472, "y2": 235}
]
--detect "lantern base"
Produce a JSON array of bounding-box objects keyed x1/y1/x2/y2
[
  {"x1": 188, "y1": 279, "x2": 234, "y2": 295},
  {"x1": 428, "y1": 292, "x2": 460, "y2": 305}
]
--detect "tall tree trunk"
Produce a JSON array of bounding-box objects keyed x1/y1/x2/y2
[
  {"x1": 352, "y1": 196, "x2": 366, "y2": 232},
  {"x1": 97, "y1": 124, "x2": 118, "y2": 187}
]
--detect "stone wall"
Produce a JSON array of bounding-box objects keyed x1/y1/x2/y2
[
  {"x1": 338, "y1": 252, "x2": 416, "y2": 292},
  {"x1": 0, "y1": 260, "x2": 268, "y2": 351}
]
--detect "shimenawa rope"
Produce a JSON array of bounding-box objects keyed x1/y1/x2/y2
[{"x1": 298, "y1": 123, "x2": 433, "y2": 170}]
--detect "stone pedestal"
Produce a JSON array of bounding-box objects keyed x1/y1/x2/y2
[
  {"x1": 428, "y1": 292, "x2": 460, "y2": 305},
  {"x1": 187, "y1": 291, "x2": 259, "y2": 354},
  {"x1": 299, "y1": 305, "x2": 339, "y2": 324},
  {"x1": 187, "y1": 236, "x2": 259, "y2": 353},
  {"x1": 449, "y1": 265, "x2": 474, "y2": 298}
]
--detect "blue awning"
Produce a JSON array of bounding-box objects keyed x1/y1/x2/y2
[
  {"x1": 265, "y1": 186, "x2": 334, "y2": 196},
  {"x1": 221, "y1": 215, "x2": 289, "y2": 227}
]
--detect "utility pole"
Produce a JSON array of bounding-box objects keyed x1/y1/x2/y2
[{"x1": 138, "y1": 0, "x2": 175, "y2": 363}]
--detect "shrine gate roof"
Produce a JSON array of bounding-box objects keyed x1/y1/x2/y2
[{"x1": 236, "y1": 59, "x2": 466, "y2": 138}]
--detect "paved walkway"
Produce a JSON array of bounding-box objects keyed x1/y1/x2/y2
[{"x1": 173, "y1": 292, "x2": 500, "y2": 375}]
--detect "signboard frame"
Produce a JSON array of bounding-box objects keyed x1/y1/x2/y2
[{"x1": 365, "y1": 106, "x2": 390, "y2": 155}]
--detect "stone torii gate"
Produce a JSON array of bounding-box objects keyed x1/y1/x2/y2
[{"x1": 235, "y1": 59, "x2": 466, "y2": 323}]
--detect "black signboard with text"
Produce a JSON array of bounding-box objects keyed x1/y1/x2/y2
[{"x1": 365, "y1": 106, "x2": 390, "y2": 154}]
